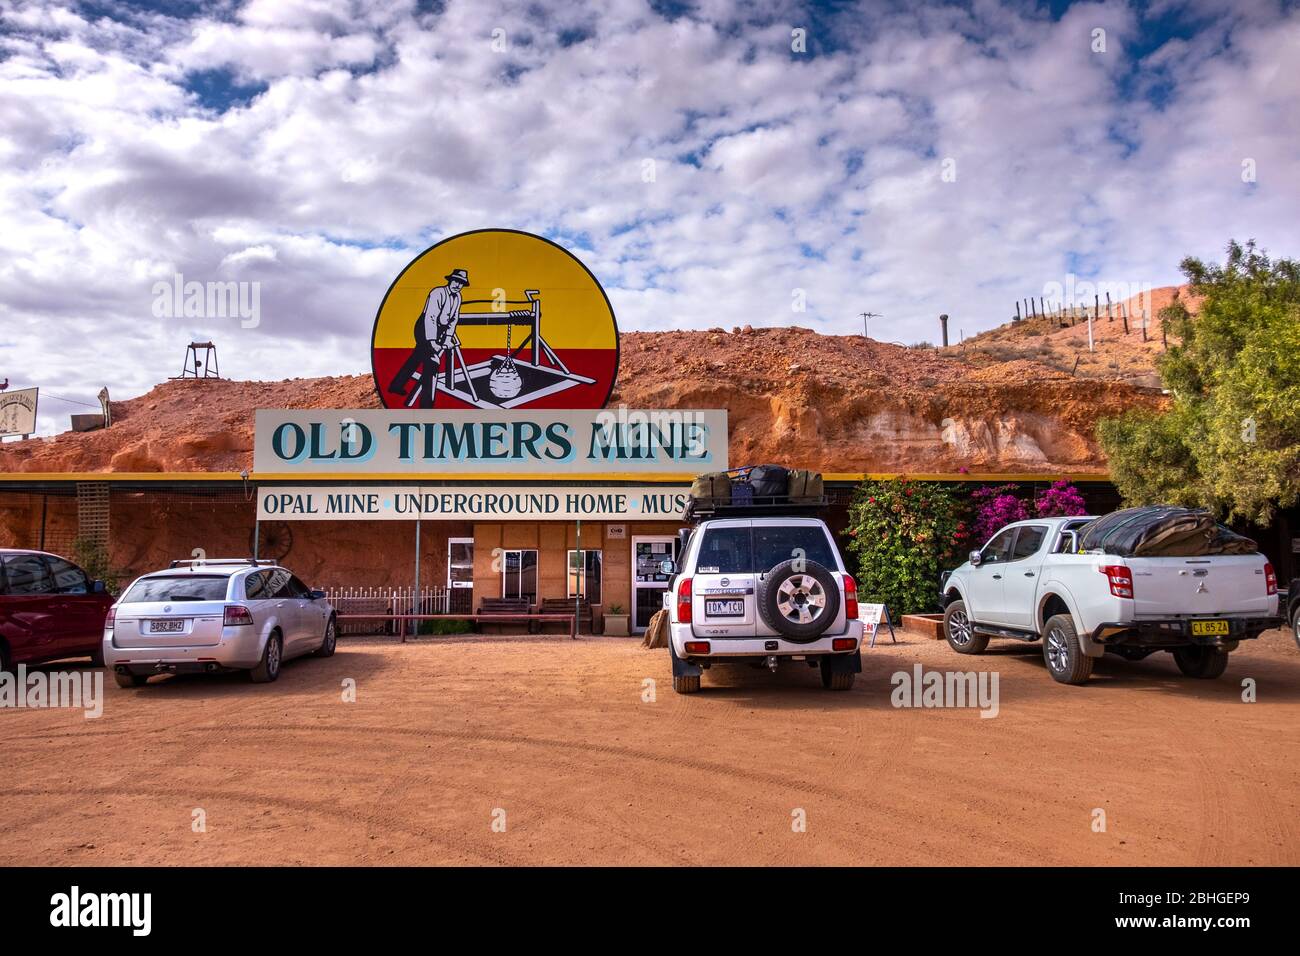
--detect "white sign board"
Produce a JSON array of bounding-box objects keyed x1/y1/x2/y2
[
  {"x1": 858, "y1": 602, "x2": 885, "y2": 638},
  {"x1": 258, "y1": 485, "x2": 689, "y2": 521},
  {"x1": 253, "y1": 408, "x2": 728, "y2": 476},
  {"x1": 0, "y1": 387, "x2": 38, "y2": 437}
]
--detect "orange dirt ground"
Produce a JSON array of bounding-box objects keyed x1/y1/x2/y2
[{"x1": 2, "y1": 625, "x2": 1297, "y2": 866}]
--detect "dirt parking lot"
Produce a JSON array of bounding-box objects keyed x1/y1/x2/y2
[{"x1": 2, "y1": 626, "x2": 1298, "y2": 866}]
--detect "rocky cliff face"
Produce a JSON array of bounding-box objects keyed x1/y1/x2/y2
[{"x1": 0, "y1": 327, "x2": 1166, "y2": 476}]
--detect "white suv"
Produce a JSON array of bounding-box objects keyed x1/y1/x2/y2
[
  {"x1": 104, "y1": 560, "x2": 337, "y2": 688},
  {"x1": 664, "y1": 516, "x2": 863, "y2": 693}
]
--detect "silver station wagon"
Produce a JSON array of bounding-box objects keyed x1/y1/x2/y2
[{"x1": 104, "y1": 559, "x2": 337, "y2": 688}]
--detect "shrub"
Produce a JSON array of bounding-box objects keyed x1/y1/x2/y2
[
  {"x1": 1034, "y1": 480, "x2": 1088, "y2": 519},
  {"x1": 844, "y1": 478, "x2": 967, "y2": 618},
  {"x1": 418, "y1": 619, "x2": 474, "y2": 635},
  {"x1": 970, "y1": 484, "x2": 1028, "y2": 547}
]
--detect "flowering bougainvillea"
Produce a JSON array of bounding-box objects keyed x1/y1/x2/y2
[
  {"x1": 970, "y1": 481, "x2": 1089, "y2": 547},
  {"x1": 1034, "y1": 480, "x2": 1089, "y2": 519},
  {"x1": 844, "y1": 478, "x2": 965, "y2": 618},
  {"x1": 970, "y1": 484, "x2": 1029, "y2": 547}
]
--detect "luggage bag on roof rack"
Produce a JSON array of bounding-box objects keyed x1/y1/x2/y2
[{"x1": 684, "y1": 464, "x2": 825, "y2": 521}]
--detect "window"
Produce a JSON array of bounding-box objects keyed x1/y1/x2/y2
[
  {"x1": 2, "y1": 554, "x2": 54, "y2": 595},
  {"x1": 695, "y1": 525, "x2": 837, "y2": 575},
  {"x1": 981, "y1": 529, "x2": 1016, "y2": 563},
  {"x1": 448, "y1": 538, "x2": 474, "y2": 589},
  {"x1": 501, "y1": 550, "x2": 538, "y2": 602},
  {"x1": 753, "y1": 526, "x2": 837, "y2": 572},
  {"x1": 46, "y1": 556, "x2": 89, "y2": 594},
  {"x1": 696, "y1": 527, "x2": 753, "y2": 574},
  {"x1": 265, "y1": 568, "x2": 294, "y2": 599},
  {"x1": 567, "y1": 550, "x2": 602, "y2": 604},
  {"x1": 1011, "y1": 525, "x2": 1048, "y2": 560},
  {"x1": 288, "y1": 575, "x2": 312, "y2": 598},
  {"x1": 122, "y1": 575, "x2": 230, "y2": 603},
  {"x1": 245, "y1": 571, "x2": 271, "y2": 600}
]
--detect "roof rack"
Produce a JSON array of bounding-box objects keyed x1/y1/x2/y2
[
  {"x1": 685, "y1": 495, "x2": 828, "y2": 523},
  {"x1": 167, "y1": 558, "x2": 276, "y2": 568}
]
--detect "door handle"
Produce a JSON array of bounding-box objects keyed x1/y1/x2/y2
[
  {"x1": 1024, "y1": 571, "x2": 1036, "y2": 577},
  {"x1": 992, "y1": 574, "x2": 1002, "y2": 580}
]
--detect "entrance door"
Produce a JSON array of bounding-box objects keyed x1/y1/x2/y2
[
  {"x1": 632, "y1": 536, "x2": 678, "y2": 633},
  {"x1": 501, "y1": 549, "x2": 538, "y2": 604}
]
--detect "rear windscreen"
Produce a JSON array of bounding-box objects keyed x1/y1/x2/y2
[
  {"x1": 122, "y1": 576, "x2": 230, "y2": 603},
  {"x1": 697, "y1": 526, "x2": 837, "y2": 574}
]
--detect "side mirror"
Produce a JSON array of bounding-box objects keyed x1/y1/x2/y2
[
  {"x1": 969, "y1": 550, "x2": 983, "y2": 567},
  {"x1": 658, "y1": 559, "x2": 676, "y2": 576},
  {"x1": 92, "y1": 580, "x2": 107, "y2": 594},
  {"x1": 309, "y1": 589, "x2": 327, "y2": 601}
]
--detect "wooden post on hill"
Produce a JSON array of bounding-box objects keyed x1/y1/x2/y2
[{"x1": 1121, "y1": 302, "x2": 1129, "y2": 334}]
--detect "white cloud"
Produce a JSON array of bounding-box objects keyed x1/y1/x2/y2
[{"x1": 0, "y1": 0, "x2": 1297, "y2": 435}]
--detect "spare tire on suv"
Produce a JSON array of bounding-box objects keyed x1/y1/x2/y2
[{"x1": 757, "y1": 559, "x2": 841, "y2": 642}]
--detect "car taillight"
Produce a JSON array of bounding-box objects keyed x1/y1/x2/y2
[
  {"x1": 676, "y1": 577, "x2": 692, "y2": 624},
  {"x1": 684, "y1": 641, "x2": 710, "y2": 655},
  {"x1": 104, "y1": 608, "x2": 116, "y2": 629},
  {"x1": 843, "y1": 574, "x2": 858, "y2": 620},
  {"x1": 832, "y1": 637, "x2": 857, "y2": 651},
  {"x1": 1099, "y1": 565, "x2": 1133, "y2": 599},
  {"x1": 1264, "y1": 562, "x2": 1277, "y2": 595},
  {"x1": 224, "y1": 605, "x2": 254, "y2": 626}
]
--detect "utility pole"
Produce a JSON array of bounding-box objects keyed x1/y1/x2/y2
[{"x1": 860, "y1": 311, "x2": 881, "y2": 339}]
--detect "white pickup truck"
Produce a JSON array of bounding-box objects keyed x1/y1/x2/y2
[{"x1": 940, "y1": 516, "x2": 1280, "y2": 684}]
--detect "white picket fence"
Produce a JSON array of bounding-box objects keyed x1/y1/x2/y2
[{"x1": 325, "y1": 585, "x2": 451, "y2": 635}]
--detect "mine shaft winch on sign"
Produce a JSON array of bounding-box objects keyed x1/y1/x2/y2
[{"x1": 408, "y1": 289, "x2": 597, "y2": 409}]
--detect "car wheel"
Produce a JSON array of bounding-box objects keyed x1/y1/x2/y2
[
  {"x1": 1292, "y1": 607, "x2": 1300, "y2": 652},
  {"x1": 1173, "y1": 644, "x2": 1230, "y2": 679},
  {"x1": 672, "y1": 674, "x2": 701, "y2": 694},
  {"x1": 114, "y1": 670, "x2": 147, "y2": 689},
  {"x1": 1042, "y1": 613, "x2": 1093, "y2": 685},
  {"x1": 943, "y1": 600, "x2": 988, "y2": 655},
  {"x1": 90, "y1": 644, "x2": 105, "y2": 667},
  {"x1": 820, "y1": 658, "x2": 855, "y2": 690},
  {"x1": 314, "y1": 617, "x2": 337, "y2": 658},
  {"x1": 756, "y1": 559, "x2": 842, "y2": 642},
  {"x1": 250, "y1": 632, "x2": 283, "y2": 683}
]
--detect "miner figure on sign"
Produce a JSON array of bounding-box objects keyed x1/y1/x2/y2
[{"x1": 387, "y1": 268, "x2": 469, "y2": 408}]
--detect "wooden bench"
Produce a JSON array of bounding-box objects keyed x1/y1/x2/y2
[
  {"x1": 538, "y1": 598, "x2": 594, "y2": 634},
  {"x1": 477, "y1": 597, "x2": 536, "y2": 633}
]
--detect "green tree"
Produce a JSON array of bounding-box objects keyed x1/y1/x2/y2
[
  {"x1": 1098, "y1": 241, "x2": 1300, "y2": 524},
  {"x1": 844, "y1": 478, "x2": 967, "y2": 618}
]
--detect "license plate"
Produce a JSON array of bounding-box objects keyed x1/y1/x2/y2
[
  {"x1": 705, "y1": 599, "x2": 745, "y2": 617},
  {"x1": 1190, "y1": 619, "x2": 1229, "y2": 636},
  {"x1": 149, "y1": 619, "x2": 185, "y2": 633}
]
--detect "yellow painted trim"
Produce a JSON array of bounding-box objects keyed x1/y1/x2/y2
[
  {"x1": 1, "y1": 470, "x2": 1113, "y2": 483},
  {"x1": 823, "y1": 472, "x2": 1112, "y2": 482}
]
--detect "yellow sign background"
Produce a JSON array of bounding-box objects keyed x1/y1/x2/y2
[{"x1": 372, "y1": 230, "x2": 617, "y2": 351}]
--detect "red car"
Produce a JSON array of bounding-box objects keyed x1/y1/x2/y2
[{"x1": 0, "y1": 548, "x2": 114, "y2": 670}]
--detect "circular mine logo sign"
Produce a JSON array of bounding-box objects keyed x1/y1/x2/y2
[{"x1": 371, "y1": 229, "x2": 619, "y2": 410}]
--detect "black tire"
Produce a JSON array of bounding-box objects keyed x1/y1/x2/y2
[
  {"x1": 944, "y1": 599, "x2": 988, "y2": 654},
  {"x1": 1042, "y1": 613, "x2": 1093, "y2": 685},
  {"x1": 757, "y1": 559, "x2": 841, "y2": 642},
  {"x1": 672, "y1": 674, "x2": 701, "y2": 694},
  {"x1": 1173, "y1": 644, "x2": 1230, "y2": 679},
  {"x1": 114, "y1": 670, "x2": 147, "y2": 688},
  {"x1": 250, "y1": 632, "x2": 282, "y2": 683},
  {"x1": 314, "y1": 617, "x2": 337, "y2": 658},
  {"x1": 90, "y1": 644, "x2": 105, "y2": 667},
  {"x1": 819, "y1": 658, "x2": 855, "y2": 690},
  {"x1": 0, "y1": 640, "x2": 13, "y2": 675},
  {"x1": 1292, "y1": 606, "x2": 1300, "y2": 652}
]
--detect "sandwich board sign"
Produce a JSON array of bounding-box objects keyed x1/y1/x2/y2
[
  {"x1": 371, "y1": 229, "x2": 619, "y2": 411},
  {"x1": 859, "y1": 602, "x2": 896, "y2": 647},
  {"x1": 0, "y1": 387, "x2": 38, "y2": 438}
]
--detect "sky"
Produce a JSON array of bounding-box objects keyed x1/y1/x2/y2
[{"x1": 1, "y1": 0, "x2": 1298, "y2": 435}]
